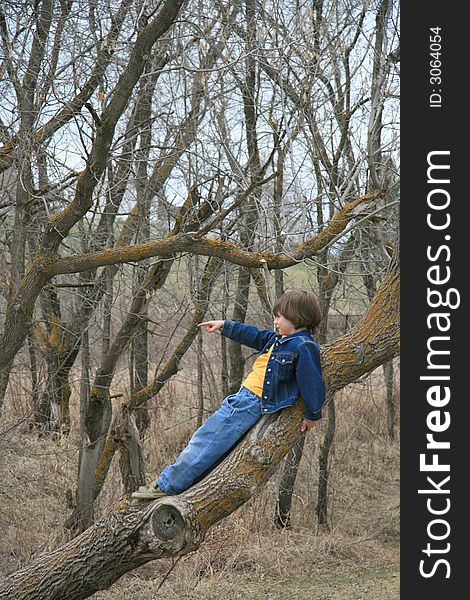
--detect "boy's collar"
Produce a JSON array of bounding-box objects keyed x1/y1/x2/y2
[{"x1": 277, "y1": 329, "x2": 310, "y2": 343}]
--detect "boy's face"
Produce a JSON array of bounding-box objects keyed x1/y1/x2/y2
[{"x1": 274, "y1": 314, "x2": 300, "y2": 336}]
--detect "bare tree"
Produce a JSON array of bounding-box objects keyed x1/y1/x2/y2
[{"x1": 0, "y1": 0, "x2": 399, "y2": 580}]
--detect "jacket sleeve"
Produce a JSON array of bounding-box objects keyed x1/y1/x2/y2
[
  {"x1": 221, "y1": 320, "x2": 277, "y2": 351},
  {"x1": 295, "y1": 341, "x2": 326, "y2": 421}
]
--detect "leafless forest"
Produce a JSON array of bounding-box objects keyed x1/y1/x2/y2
[{"x1": 0, "y1": 0, "x2": 399, "y2": 598}]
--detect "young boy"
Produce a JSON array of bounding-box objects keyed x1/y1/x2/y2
[{"x1": 132, "y1": 290, "x2": 325, "y2": 500}]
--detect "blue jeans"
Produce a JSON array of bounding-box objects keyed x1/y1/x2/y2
[{"x1": 157, "y1": 386, "x2": 262, "y2": 494}]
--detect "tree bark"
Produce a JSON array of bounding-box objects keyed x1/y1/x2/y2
[
  {"x1": 0, "y1": 252, "x2": 399, "y2": 600},
  {"x1": 113, "y1": 405, "x2": 146, "y2": 494},
  {"x1": 383, "y1": 359, "x2": 395, "y2": 439},
  {"x1": 321, "y1": 250, "x2": 399, "y2": 395},
  {"x1": 227, "y1": 266, "x2": 251, "y2": 393},
  {"x1": 316, "y1": 393, "x2": 336, "y2": 525},
  {"x1": 274, "y1": 433, "x2": 306, "y2": 529},
  {"x1": 196, "y1": 326, "x2": 204, "y2": 428},
  {"x1": 0, "y1": 361, "x2": 13, "y2": 415},
  {"x1": 34, "y1": 286, "x2": 77, "y2": 431}
]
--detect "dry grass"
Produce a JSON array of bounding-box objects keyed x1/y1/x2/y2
[{"x1": 0, "y1": 365, "x2": 399, "y2": 598}]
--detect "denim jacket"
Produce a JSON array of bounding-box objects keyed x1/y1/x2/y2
[{"x1": 222, "y1": 320, "x2": 326, "y2": 421}]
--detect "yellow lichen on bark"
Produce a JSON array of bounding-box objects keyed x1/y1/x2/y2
[
  {"x1": 321, "y1": 260, "x2": 399, "y2": 392},
  {"x1": 294, "y1": 192, "x2": 383, "y2": 258},
  {"x1": 48, "y1": 319, "x2": 65, "y2": 352}
]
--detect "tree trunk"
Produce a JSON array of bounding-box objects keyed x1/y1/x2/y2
[
  {"x1": 196, "y1": 327, "x2": 204, "y2": 428},
  {"x1": 383, "y1": 359, "x2": 395, "y2": 439},
  {"x1": 228, "y1": 267, "x2": 251, "y2": 393},
  {"x1": 227, "y1": 0, "x2": 261, "y2": 393},
  {"x1": 220, "y1": 266, "x2": 230, "y2": 397},
  {"x1": 27, "y1": 331, "x2": 40, "y2": 418},
  {"x1": 321, "y1": 250, "x2": 399, "y2": 394},
  {"x1": 132, "y1": 240, "x2": 150, "y2": 435},
  {"x1": 35, "y1": 287, "x2": 77, "y2": 432},
  {"x1": 0, "y1": 362, "x2": 13, "y2": 415},
  {"x1": 71, "y1": 261, "x2": 173, "y2": 531},
  {"x1": 113, "y1": 405, "x2": 146, "y2": 494},
  {"x1": 274, "y1": 433, "x2": 306, "y2": 528},
  {"x1": 133, "y1": 319, "x2": 150, "y2": 433},
  {"x1": 316, "y1": 393, "x2": 336, "y2": 525}
]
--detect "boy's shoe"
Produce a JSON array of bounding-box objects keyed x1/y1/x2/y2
[{"x1": 131, "y1": 483, "x2": 168, "y2": 500}]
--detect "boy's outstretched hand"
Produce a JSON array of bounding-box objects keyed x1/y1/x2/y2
[
  {"x1": 198, "y1": 320, "x2": 224, "y2": 333},
  {"x1": 300, "y1": 419, "x2": 316, "y2": 432}
]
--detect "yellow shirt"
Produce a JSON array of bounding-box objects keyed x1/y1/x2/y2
[{"x1": 242, "y1": 344, "x2": 275, "y2": 398}]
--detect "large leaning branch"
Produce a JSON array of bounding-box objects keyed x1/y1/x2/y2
[
  {"x1": 0, "y1": 251, "x2": 399, "y2": 600},
  {"x1": 49, "y1": 192, "x2": 383, "y2": 276}
]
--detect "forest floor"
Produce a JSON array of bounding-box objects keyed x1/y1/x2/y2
[
  {"x1": 1, "y1": 374, "x2": 399, "y2": 599},
  {"x1": 158, "y1": 561, "x2": 400, "y2": 600}
]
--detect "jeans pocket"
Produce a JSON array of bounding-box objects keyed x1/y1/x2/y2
[
  {"x1": 225, "y1": 389, "x2": 261, "y2": 417},
  {"x1": 223, "y1": 393, "x2": 239, "y2": 416}
]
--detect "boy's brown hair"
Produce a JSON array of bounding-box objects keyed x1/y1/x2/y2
[{"x1": 273, "y1": 290, "x2": 322, "y2": 333}]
